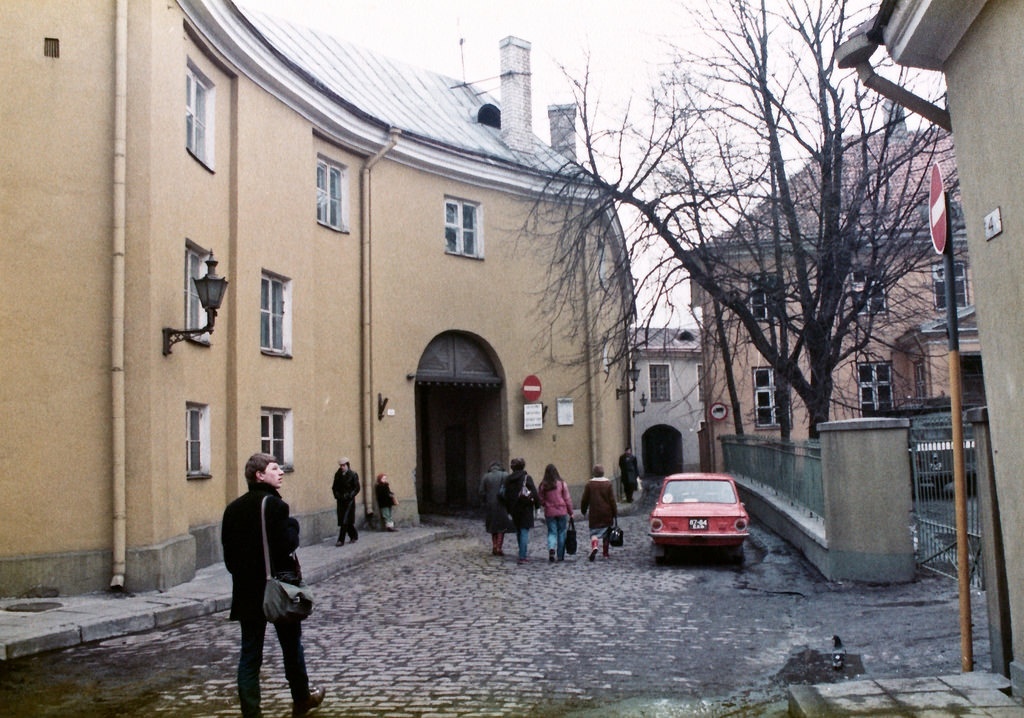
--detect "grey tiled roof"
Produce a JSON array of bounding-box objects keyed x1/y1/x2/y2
[{"x1": 236, "y1": 4, "x2": 565, "y2": 172}]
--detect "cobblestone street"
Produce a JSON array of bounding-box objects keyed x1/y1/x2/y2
[{"x1": 0, "y1": 506, "x2": 988, "y2": 717}]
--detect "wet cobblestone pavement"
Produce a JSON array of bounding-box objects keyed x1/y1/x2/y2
[{"x1": 0, "y1": 505, "x2": 990, "y2": 717}]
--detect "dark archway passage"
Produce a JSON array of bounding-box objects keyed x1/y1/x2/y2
[
  {"x1": 641, "y1": 424, "x2": 683, "y2": 477},
  {"x1": 413, "y1": 332, "x2": 505, "y2": 512}
]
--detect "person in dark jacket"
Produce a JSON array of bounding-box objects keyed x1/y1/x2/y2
[
  {"x1": 479, "y1": 460, "x2": 514, "y2": 556},
  {"x1": 580, "y1": 464, "x2": 617, "y2": 562},
  {"x1": 618, "y1": 447, "x2": 640, "y2": 503},
  {"x1": 222, "y1": 452, "x2": 325, "y2": 718},
  {"x1": 332, "y1": 457, "x2": 360, "y2": 546},
  {"x1": 502, "y1": 457, "x2": 541, "y2": 564},
  {"x1": 374, "y1": 472, "x2": 398, "y2": 531}
]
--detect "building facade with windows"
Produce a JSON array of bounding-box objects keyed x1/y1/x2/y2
[
  {"x1": 0, "y1": 1, "x2": 630, "y2": 595},
  {"x1": 628, "y1": 328, "x2": 704, "y2": 478},
  {"x1": 694, "y1": 127, "x2": 982, "y2": 468}
]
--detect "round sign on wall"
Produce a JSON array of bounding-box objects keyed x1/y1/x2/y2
[
  {"x1": 709, "y1": 402, "x2": 728, "y2": 421},
  {"x1": 522, "y1": 374, "x2": 542, "y2": 402}
]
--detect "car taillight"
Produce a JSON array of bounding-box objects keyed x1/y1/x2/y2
[
  {"x1": 650, "y1": 518, "x2": 663, "y2": 532},
  {"x1": 735, "y1": 518, "x2": 748, "y2": 531}
]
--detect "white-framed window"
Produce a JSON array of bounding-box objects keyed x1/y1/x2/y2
[
  {"x1": 851, "y1": 270, "x2": 886, "y2": 314},
  {"x1": 316, "y1": 156, "x2": 349, "y2": 231},
  {"x1": 186, "y1": 402, "x2": 211, "y2": 478},
  {"x1": 753, "y1": 367, "x2": 778, "y2": 427},
  {"x1": 261, "y1": 407, "x2": 293, "y2": 468},
  {"x1": 260, "y1": 272, "x2": 292, "y2": 355},
  {"x1": 444, "y1": 198, "x2": 482, "y2": 258},
  {"x1": 932, "y1": 261, "x2": 968, "y2": 310},
  {"x1": 184, "y1": 244, "x2": 211, "y2": 338},
  {"x1": 186, "y1": 61, "x2": 214, "y2": 167},
  {"x1": 649, "y1": 364, "x2": 671, "y2": 402},
  {"x1": 749, "y1": 282, "x2": 769, "y2": 320},
  {"x1": 858, "y1": 362, "x2": 893, "y2": 415}
]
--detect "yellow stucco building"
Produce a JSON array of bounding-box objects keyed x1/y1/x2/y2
[{"x1": 1, "y1": 1, "x2": 630, "y2": 596}]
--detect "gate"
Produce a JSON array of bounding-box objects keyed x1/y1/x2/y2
[{"x1": 909, "y1": 414, "x2": 982, "y2": 588}]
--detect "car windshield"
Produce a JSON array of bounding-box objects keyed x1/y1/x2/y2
[{"x1": 660, "y1": 479, "x2": 736, "y2": 504}]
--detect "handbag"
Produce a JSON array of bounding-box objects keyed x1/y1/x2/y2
[
  {"x1": 260, "y1": 497, "x2": 314, "y2": 624},
  {"x1": 565, "y1": 516, "x2": 578, "y2": 555},
  {"x1": 608, "y1": 519, "x2": 624, "y2": 547}
]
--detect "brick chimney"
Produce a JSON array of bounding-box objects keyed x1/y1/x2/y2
[
  {"x1": 500, "y1": 36, "x2": 533, "y2": 154},
  {"x1": 547, "y1": 104, "x2": 576, "y2": 160}
]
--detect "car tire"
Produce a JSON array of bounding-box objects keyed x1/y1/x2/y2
[{"x1": 726, "y1": 545, "x2": 745, "y2": 564}]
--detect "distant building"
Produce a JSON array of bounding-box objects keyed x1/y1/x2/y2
[
  {"x1": 1, "y1": 0, "x2": 629, "y2": 595},
  {"x1": 694, "y1": 118, "x2": 981, "y2": 469},
  {"x1": 627, "y1": 327, "x2": 704, "y2": 477}
]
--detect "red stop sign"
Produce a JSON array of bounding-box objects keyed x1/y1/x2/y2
[
  {"x1": 522, "y1": 375, "x2": 542, "y2": 402},
  {"x1": 930, "y1": 164, "x2": 947, "y2": 255}
]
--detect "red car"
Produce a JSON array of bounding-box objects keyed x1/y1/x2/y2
[{"x1": 648, "y1": 473, "x2": 750, "y2": 563}]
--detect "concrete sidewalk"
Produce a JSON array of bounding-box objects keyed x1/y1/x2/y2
[
  {"x1": 0, "y1": 522, "x2": 460, "y2": 661},
  {"x1": 788, "y1": 671, "x2": 1021, "y2": 716}
]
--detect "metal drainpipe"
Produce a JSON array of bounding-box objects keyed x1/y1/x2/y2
[
  {"x1": 853, "y1": 62, "x2": 952, "y2": 131},
  {"x1": 110, "y1": 0, "x2": 128, "y2": 590},
  {"x1": 360, "y1": 129, "x2": 401, "y2": 517}
]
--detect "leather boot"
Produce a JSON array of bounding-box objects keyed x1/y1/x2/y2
[
  {"x1": 602, "y1": 537, "x2": 610, "y2": 558},
  {"x1": 495, "y1": 533, "x2": 505, "y2": 556},
  {"x1": 589, "y1": 537, "x2": 598, "y2": 562}
]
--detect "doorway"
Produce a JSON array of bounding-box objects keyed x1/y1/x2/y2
[
  {"x1": 641, "y1": 424, "x2": 684, "y2": 477},
  {"x1": 413, "y1": 332, "x2": 505, "y2": 512}
]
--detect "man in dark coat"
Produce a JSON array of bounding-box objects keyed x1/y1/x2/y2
[
  {"x1": 618, "y1": 447, "x2": 640, "y2": 502},
  {"x1": 331, "y1": 456, "x2": 360, "y2": 546},
  {"x1": 222, "y1": 452, "x2": 325, "y2": 718}
]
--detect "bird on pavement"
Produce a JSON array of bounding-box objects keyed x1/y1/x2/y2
[{"x1": 831, "y1": 635, "x2": 846, "y2": 671}]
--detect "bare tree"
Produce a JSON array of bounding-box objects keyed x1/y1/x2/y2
[{"x1": 532, "y1": 0, "x2": 953, "y2": 438}]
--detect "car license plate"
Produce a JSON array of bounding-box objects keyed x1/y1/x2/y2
[{"x1": 689, "y1": 518, "x2": 708, "y2": 530}]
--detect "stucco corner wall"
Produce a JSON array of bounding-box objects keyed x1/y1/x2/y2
[{"x1": 818, "y1": 418, "x2": 916, "y2": 583}]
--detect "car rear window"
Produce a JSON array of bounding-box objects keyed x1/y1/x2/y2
[{"x1": 661, "y1": 480, "x2": 737, "y2": 504}]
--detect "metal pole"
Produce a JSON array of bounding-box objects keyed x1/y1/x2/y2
[{"x1": 943, "y1": 192, "x2": 972, "y2": 672}]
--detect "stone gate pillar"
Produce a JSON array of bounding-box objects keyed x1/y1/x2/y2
[{"x1": 818, "y1": 418, "x2": 915, "y2": 583}]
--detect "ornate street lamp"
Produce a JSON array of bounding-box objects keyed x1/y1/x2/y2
[{"x1": 162, "y1": 252, "x2": 229, "y2": 356}]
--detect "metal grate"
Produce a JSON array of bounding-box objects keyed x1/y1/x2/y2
[
  {"x1": 909, "y1": 414, "x2": 982, "y2": 588},
  {"x1": 44, "y1": 38, "x2": 60, "y2": 58}
]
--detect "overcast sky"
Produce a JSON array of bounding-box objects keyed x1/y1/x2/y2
[{"x1": 237, "y1": 0, "x2": 698, "y2": 135}]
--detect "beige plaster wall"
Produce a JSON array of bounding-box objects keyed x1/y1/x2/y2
[{"x1": 943, "y1": 0, "x2": 1024, "y2": 681}]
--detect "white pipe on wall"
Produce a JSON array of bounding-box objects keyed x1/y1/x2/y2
[
  {"x1": 110, "y1": 0, "x2": 128, "y2": 590},
  {"x1": 360, "y1": 129, "x2": 401, "y2": 517}
]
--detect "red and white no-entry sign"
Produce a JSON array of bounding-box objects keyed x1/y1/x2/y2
[
  {"x1": 930, "y1": 163, "x2": 948, "y2": 255},
  {"x1": 522, "y1": 374, "x2": 542, "y2": 402}
]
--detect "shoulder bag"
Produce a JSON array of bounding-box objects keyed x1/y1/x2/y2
[
  {"x1": 261, "y1": 496, "x2": 314, "y2": 624},
  {"x1": 565, "y1": 516, "x2": 578, "y2": 555},
  {"x1": 608, "y1": 518, "x2": 624, "y2": 547}
]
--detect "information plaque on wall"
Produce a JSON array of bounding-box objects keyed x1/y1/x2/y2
[
  {"x1": 556, "y1": 398, "x2": 574, "y2": 426},
  {"x1": 523, "y1": 403, "x2": 543, "y2": 430}
]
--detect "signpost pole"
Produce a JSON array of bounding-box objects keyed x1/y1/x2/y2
[
  {"x1": 931, "y1": 163, "x2": 971, "y2": 672},
  {"x1": 942, "y1": 193, "x2": 973, "y2": 673}
]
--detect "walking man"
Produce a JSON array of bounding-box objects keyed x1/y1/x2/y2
[
  {"x1": 221, "y1": 452, "x2": 326, "y2": 717},
  {"x1": 618, "y1": 447, "x2": 639, "y2": 503},
  {"x1": 332, "y1": 457, "x2": 360, "y2": 546}
]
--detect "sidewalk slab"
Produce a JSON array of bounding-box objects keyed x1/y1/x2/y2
[{"x1": 788, "y1": 671, "x2": 1019, "y2": 716}]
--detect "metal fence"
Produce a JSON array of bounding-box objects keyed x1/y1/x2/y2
[
  {"x1": 909, "y1": 414, "x2": 982, "y2": 588},
  {"x1": 720, "y1": 435, "x2": 824, "y2": 518}
]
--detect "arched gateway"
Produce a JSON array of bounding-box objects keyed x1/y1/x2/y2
[{"x1": 413, "y1": 332, "x2": 505, "y2": 511}]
